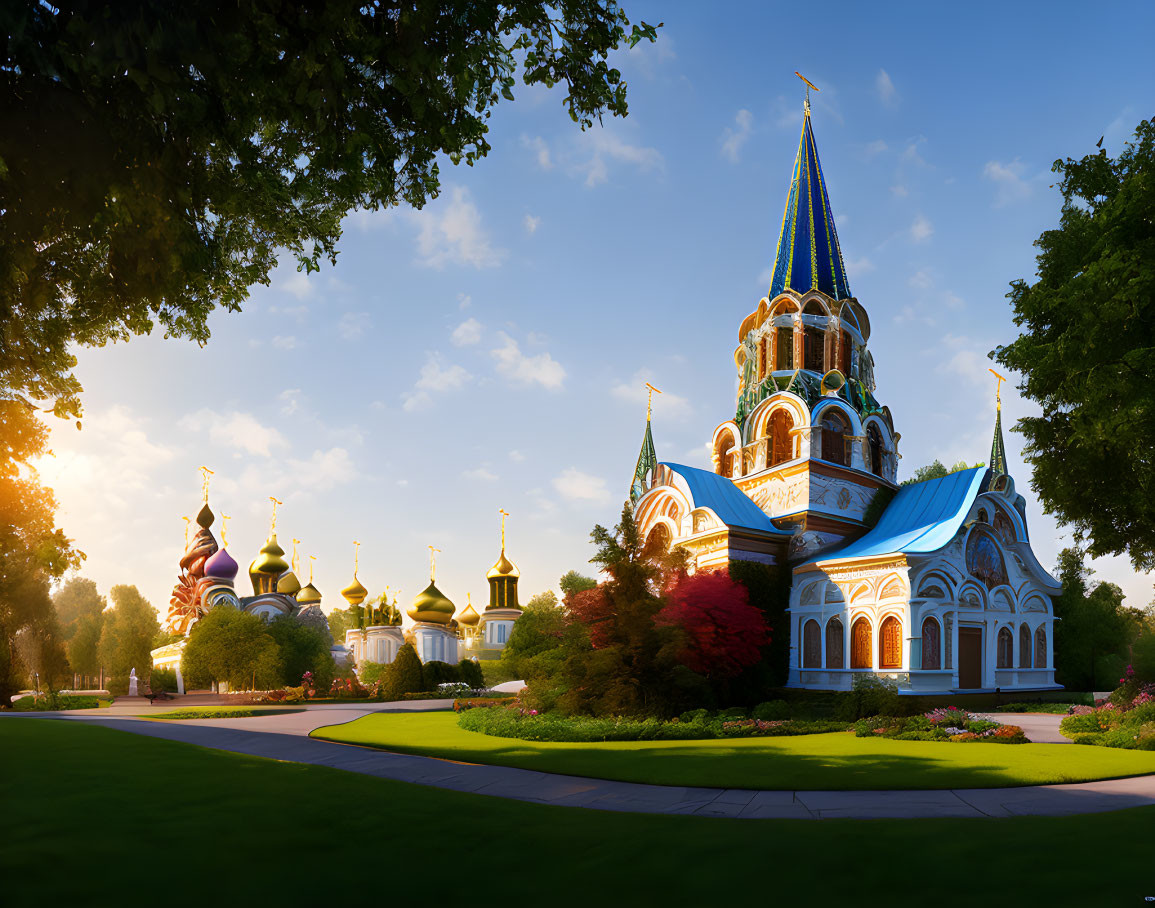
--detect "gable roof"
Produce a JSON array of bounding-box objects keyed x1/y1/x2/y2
[
  {"x1": 803, "y1": 467, "x2": 990, "y2": 566},
  {"x1": 661, "y1": 463, "x2": 791, "y2": 535}
]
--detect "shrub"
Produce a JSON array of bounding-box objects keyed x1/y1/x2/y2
[
  {"x1": 717, "y1": 706, "x2": 748, "y2": 720},
  {"x1": 457, "y1": 659, "x2": 484, "y2": 689},
  {"x1": 11, "y1": 694, "x2": 102, "y2": 711},
  {"x1": 149, "y1": 667, "x2": 178, "y2": 692},
  {"x1": 453, "y1": 697, "x2": 516, "y2": 712},
  {"x1": 837, "y1": 676, "x2": 902, "y2": 721},
  {"x1": 379, "y1": 644, "x2": 424, "y2": 701},
  {"x1": 422, "y1": 661, "x2": 459, "y2": 687},
  {"x1": 752, "y1": 700, "x2": 790, "y2": 721},
  {"x1": 358, "y1": 661, "x2": 388, "y2": 684}
]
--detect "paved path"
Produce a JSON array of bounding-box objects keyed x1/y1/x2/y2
[
  {"x1": 8, "y1": 710, "x2": 1153, "y2": 820},
  {"x1": 976, "y1": 712, "x2": 1070, "y2": 744}
]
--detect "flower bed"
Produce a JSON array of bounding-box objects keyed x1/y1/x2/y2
[
  {"x1": 456, "y1": 705, "x2": 846, "y2": 742},
  {"x1": 854, "y1": 706, "x2": 1027, "y2": 744},
  {"x1": 1060, "y1": 677, "x2": 1155, "y2": 750}
]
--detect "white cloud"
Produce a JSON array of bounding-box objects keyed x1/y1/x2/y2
[
  {"x1": 411, "y1": 186, "x2": 504, "y2": 269},
  {"x1": 272, "y1": 335, "x2": 298, "y2": 351},
  {"x1": 983, "y1": 159, "x2": 1032, "y2": 207},
  {"x1": 524, "y1": 214, "x2": 541, "y2": 235},
  {"x1": 491, "y1": 332, "x2": 566, "y2": 389},
  {"x1": 337, "y1": 312, "x2": 371, "y2": 341},
  {"x1": 890, "y1": 184, "x2": 908, "y2": 197},
  {"x1": 552, "y1": 467, "x2": 611, "y2": 504},
  {"x1": 909, "y1": 269, "x2": 934, "y2": 291},
  {"x1": 457, "y1": 293, "x2": 472, "y2": 310},
  {"x1": 901, "y1": 139, "x2": 928, "y2": 167},
  {"x1": 278, "y1": 270, "x2": 316, "y2": 301},
  {"x1": 844, "y1": 256, "x2": 875, "y2": 275},
  {"x1": 279, "y1": 388, "x2": 302, "y2": 417},
  {"x1": 876, "y1": 69, "x2": 896, "y2": 106},
  {"x1": 179, "y1": 409, "x2": 288, "y2": 458},
  {"x1": 521, "y1": 134, "x2": 553, "y2": 170},
  {"x1": 509, "y1": 450, "x2": 526, "y2": 463},
  {"x1": 571, "y1": 127, "x2": 663, "y2": 188},
  {"x1": 610, "y1": 370, "x2": 693, "y2": 420},
  {"x1": 863, "y1": 139, "x2": 888, "y2": 157},
  {"x1": 720, "y1": 109, "x2": 754, "y2": 163},
  {"x1": 401, "y1": 353, "x2": 471, "y2": 411},
  {"x1": 462, "y1": 467, "x2": 498, "y2": 482},
  {"x1": 910, "y1": 214, "x2": 933, "y2": 243},
  {"x1": 451, "y1": 318, "x2": 483, "y2": 347}
]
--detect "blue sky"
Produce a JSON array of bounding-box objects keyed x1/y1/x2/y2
[{"x1": 37, "y1": 2, "x2": 1155, "y2": 618}]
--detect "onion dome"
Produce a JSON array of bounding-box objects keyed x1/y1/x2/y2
[
  {"x1": 277, "y1": 571, "x2": 302, "y2": 595},
  {"x1": 458, "y1": 600, "x2": 480, "y2": 627},
  {"x1": 487, "y1": 550, "x2": 520, "y2": 580},
  {"x1": 341, "y1": 576, "x2": 368, "y2": 606},
  {"x1": 196, "y1": 502, "x2": 215, "y2": 529},
  {"x1": 250, "y1": 534, "x2": 290, "y2": 577},
  {"x1": 408, "y1": 581, "x2": 455, "y2": 624},
  {"x1": 297, "y1": 583, "x2": 322, "y2": 605},
  {"x1": 204, "y1": 546, "x2": 239, "y2": 581}
]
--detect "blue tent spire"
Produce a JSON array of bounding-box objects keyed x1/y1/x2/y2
[{"x1": 768, "y1": 103, "x2": 852, "y2": 301}]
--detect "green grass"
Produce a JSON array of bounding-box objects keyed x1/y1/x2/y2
[
  {"x1": 993, "y1": 702, "x2": 1077, "y2": 714},
  {"x1": 141, "y1": 706, "x2": 305, "y2": 720},
  {"x1": 312, "y1": 712, "x2": 1155, "y2": 790},
  {"x1": 2, "y1": 719, "x2": 1153, "y2": 907}
]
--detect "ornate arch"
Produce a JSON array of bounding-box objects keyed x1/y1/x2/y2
[
  {"x1": 914, "y1": 570, "x2": 956, "y2": 600},
  {"x1": 711, "y1": 422, "x2": 741, "y2": 478},
  {"x1": 826, "y1": 616, "x2": 845, "y2": 668},
  {"x1": 747, "y1": 392, "x2": 809, "y2": 446}
]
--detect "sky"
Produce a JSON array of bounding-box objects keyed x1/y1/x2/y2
[{"x1": 34, "y1": 2, "x2": 1155, "y2": 622}]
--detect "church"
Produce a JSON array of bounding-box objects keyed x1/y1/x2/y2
[{"x1": 631, "y1": 93, "x2": 1061, "y2": 695}]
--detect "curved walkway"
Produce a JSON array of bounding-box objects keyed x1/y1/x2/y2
[{"x1": 7, "y1": 708, "x2": 1153, "y2": 820}]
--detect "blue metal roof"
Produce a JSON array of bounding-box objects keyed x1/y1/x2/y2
[
  {"x1": 805, "y1": 467, "x2": 990, "y2": 565},
  {"x1": 661, "y1": 463, "x2": 790, "y2": 535}
]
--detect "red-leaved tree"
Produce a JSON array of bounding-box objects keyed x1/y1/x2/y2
[{"x1": 657, "y1": 571, "x2": 768, "y2": 678}]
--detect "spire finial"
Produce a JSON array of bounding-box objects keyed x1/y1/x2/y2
[
  {"x1": 222, "y1": 515, "x2": 232, "y2": 549},
  {"x1": 353, "y1": 540, "x2": 361, "y2": 576},
  {"x1": 795, "y1": 71, "x2": 820, "y2": 116},
  {"x1": 308, "y1": 554, "x2": 316, "y2": 584},
  {"x1": 268, "y1": 496, "x2": 282, "y2": 534},
  {"x1": 199, "y1": 466, "x2": 214, "y2": 502},
  {"x1": 428, "y1": 545, "x2": 441, "y2": 582},
  {"x1": 182, "y1": 515, "x2": 191, "y2": 548},
  {"x1": 498, "y1": 509, "x2": 509, "y2": 552},
  {"x1": 988, "y1": 367, "x2": 1007, "y2": 411},
  {"x1": 645, "y1": 382, "x2": 662, "y2": 422},
  {"x1": 291, "y1": 538, "x2": 300, "y2": 573}
]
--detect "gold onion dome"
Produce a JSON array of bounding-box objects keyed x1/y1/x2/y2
[
  {"x1": 458, "y1": 600, "x2": 480, "y2": 627},
  {"x1": 487, "y1": 550, "x2": 520, "y2": 580},
  {"x1": 408, "y1": 582, "x2": 455, "y2": 625},
  {"x1": 250, "y1": 534, "x2": 290, "y2": 578},
  {"x1": 196, "y1": 502, "x2": 215, "y2": 529},
  {"x1": 276, "y1": 571, "x2": 302, "y2": 595},
  {"x1": 297, "y1": 583, "x2": 322, "y2": 605},
  {"x1": 341, "y1": 575, "x2": 368, "y2": 606}
]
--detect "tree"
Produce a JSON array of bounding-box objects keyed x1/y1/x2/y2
[
  {"x1": 51, "y1": 577, "x2": 105, "y2": 636},
  {"x1": 379, "y1": 644, "x2": 424, "y2": 701},
  {"x1": 901, "y1": 460, "x2": 983, "y2": 486},
  {"x1": 499, "y1": 592, "x2": 566, "y2": 682},
  {"x1": 67, "y1": 613, "x2": 104, "y2": 687},
  {"x1": 559, "y1": 570, "x2": 598, "y2": 602},
  {"x1": 1, "y1": 2, "x2": 659, "y2": 419},
  {"x1": 266, "y1": 615, "x2": 335, "y2": 690},
  {"x1": 326, "y1": 606, "x2": 356, "y2": 644},
  {"x1": 181, "y1": 605, "x2": 281, "y2": 690},
  {"x1": 994, "y1": 119, "x2": 1155, "y2": 570},
  {"x1": 657, "y1": 572, "x2": 767, "y2": 679},
  {"x1": 97, "y1": 585, "x2": 160, "y2": 691}
]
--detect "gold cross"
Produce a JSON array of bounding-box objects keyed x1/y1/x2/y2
[
  {"x1": 428, "y1": 545, "x2": 441, "y2": 582},
  {"x1": 353, "y1": 540, "x2": 361, "y2": 575},
  {"x1": 269, "y1": 496, "x2": 282, "y2": 533},
  {"x1": 988, "y1": 368, "x2": 1007, "y2": 411},
  {"x1": 308, "y1": 554, "x2": 316, "y2": 584},
  {"x1": 795, "y1": 71, "x2": 820, "y2": 113},
  {"x1": 198, "y1": 466, "x2": 214, "y2": 502},
  {"x1": 291, "y1": 539, "x2": 300, "y2": 573},
  {"x1": 645, "y1": 382, "x2": 662, "y2": 421},
  {"x1": 222, "y1": 515, "x2": 232, "y2": 548},
  {"x1": 182, "y1": 515, "x2": 191, "y2": 548},
  {"x1": 499, "y1": 509, "x2": 509, "y2": 550}
]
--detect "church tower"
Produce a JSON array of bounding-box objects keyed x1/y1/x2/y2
[{"x1": 633, "y1": 85, "x2": 900, "y2": 570}]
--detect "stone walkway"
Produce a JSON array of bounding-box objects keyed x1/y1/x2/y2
[{"x1": 7, "y1": 709, "x2": 1153, "y2": 820}]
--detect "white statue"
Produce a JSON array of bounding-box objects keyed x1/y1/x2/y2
[{"x1": 128, "y1": 668, "x2": 138, "y2": 697}]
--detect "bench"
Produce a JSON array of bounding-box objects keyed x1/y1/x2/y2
[{"x1": 145, "y1": 689, "x2": 174, "y2": 705}]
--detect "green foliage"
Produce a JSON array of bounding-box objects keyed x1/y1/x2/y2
[
  {"x1": 458, "y1": 659, "x2": 484, "y2": 689},
  {"x1": 836, "y1": 676, "x2": 902, "y2": 721},
  {"x1": 752, "y1": 700, "x2": 790, "y2": 721},
  {"x1": 325, "y1": 606, "x2": 356, "y2": 644},
  {"x1": 97, "y1": 585, "x2": 159, "y2": 693},
  {"x1": 901, "y1": 460, "x2": 984, "y2": 486},
  {"x1": 0, "y1": 2, "x2": 659, "y2": 419},
  {"x1": 480, "y1": 660, "x2": 515, "y2": 686},
  {"x1": 558, "y1": 570, "x2": 597, "y2": 602},
  {"x1": 358, "y1": 661, "x2": 388, "y2": 685},
  {"x1": 66, "y1": 612, "x2": 104, "y2": 681},
  {"x1": 422, "y1": 661, "x2": 459, "y2": 687},
  {"x1": 11, "y1": 693, "x2": 103, "y2": 711},
  {"x1": 994, "y1": 118, "x2": 1155, "y2": 570},
  {"x1": 51, "y1": 577, "x2": 105, "y2": 635},
  {"x1": 378, "y1": 644, "x2": 424, "y2": 701},
  {"x1": 181, "y1": 605, "x2": 281, "y2": 690},
  {"x1": 149, "y1": 707, "x2": 301, "y2": 720},
  {"x1": 498, "y1": 594, "x2": 566, "y2": 682},
  {"x1": 265, "y1": 615, "x2": 335, "y2": 690},
  {"x1": 726, "y1": 560, "x2": 791, "y2": 694},
  {"x1": 149, "y1": 667, "x2": 178, "y2": 692},
  {"x1": 861, "y1": 486, "x2": 896, "y2": 526}
]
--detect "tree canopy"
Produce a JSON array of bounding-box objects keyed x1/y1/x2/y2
[
  {"x1": 181, "y1": 605, "x2": 280, "y2": 690},
  {"x1": 994, "y1": 118, "x2": 1155, "y2": 570},
  {"x1": 97, "y1": 585, "x2": 160, "y2": 686},
  {"x1": 0, "y1": 1, "x2": 658, "y2": 418}
]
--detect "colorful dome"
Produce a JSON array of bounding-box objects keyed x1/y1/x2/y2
[
  {"x1": 196, "y1": 502, "x2": 215, "y2": 529},
  {"x1": 341, "y1": 576, "x2": 368, "y2": 606},
  {"x1": 408, "y1": 582, "x2": 455, "y2": 624},
  {"x1": 297, "y1": 583, "x2": 322, "y2": 605},
  {"x1": 204, "y1": 547, "x2": 238, "y2": 581},
  {"x1": 458, "y1": 600, "x2": 480, "y2": 627},
  {"x1": 277, "y1": 571, "x2": 302, "y2": 595},
  {"x1": 249, "y1": 534, "x2": 290, "y2": 578},
  {"x1": 487, "y1": 550, "x2": 520, "y2": 579}
]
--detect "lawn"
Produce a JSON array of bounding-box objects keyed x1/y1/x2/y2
[
  {"x1": 1, "y1": 719, "x2": 1152, "y2": 908},
  {"x1": 312, "y1": 712, "x2": 1155, "y2": 790}
]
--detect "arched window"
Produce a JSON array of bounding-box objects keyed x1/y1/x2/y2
[
  {"x1": 997, "y1": 627, "x2": 1013, "y2": 669},
  {"x1": 880, "y1": 616, "x2": 902, "y2": 669},
  {"x1": 768, "y1": 409, "x2": 794, "y2": 467},
  {"x1": 1019, "y1": 624, "x2": 1032, "y2": 669},
  {"x1": 1034, "y1": 626, "x2": 1047, "y2": 669},
  {"x1": 851, "y1": 617, "x2": 872, "y2": 669},
  {"x1": 821, "y1": 409, "x2": 849, "y2": 467},
  {"x1": 775, "y1": 326, "x2": 794, "y2": 370},
  {"x1": 867, "y1": 424, "x2": 884, "y2": 478},
  {"x1": 802, "y1": 620, "x2": 821, "y2": 668},
  {"x1": 646, "y1": 524, "x2": 671, "y2": 554},
  {"x1": 715, "y1": 435, "x2": 736, "y2": 478},
  {"x1": 921, "y1": 617, "x2": 941, "y2": 670},
  {"x1": 826, "y1": 617, "x2": 844, "y2": 669},
  {"x1": 803, "y1": 325, "x2": 825, "y2": 372}
]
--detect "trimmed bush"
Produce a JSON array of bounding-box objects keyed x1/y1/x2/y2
[
  {"x1": 149, "y1": 667, "x2": 178, "y2": 692},
  {"x1": 422, "y1": 661, "x2": 459, "y2": 687},
  {"x1": 458, "y1": 659, "x2": 484, "y2": 689},
  {"x1": 752, "y1": 700, "x2": 790, "y2": 721},
  {"x1": 379, "y1": 644, "x2": 424, "y2": 701}
]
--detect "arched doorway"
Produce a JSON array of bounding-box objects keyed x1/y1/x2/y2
[
  {"x1": 880, "y1": 616, "x2": 902, "y2": 670},
  {"x1": 768, "y1": 408, "x2": 794, "y2": 467},
  {"x1": 802, "y1": 620, "x2": 821, "y2": 668},
  {"x1": 851, "y1": 617, "x2": 872, "y2": 669}
]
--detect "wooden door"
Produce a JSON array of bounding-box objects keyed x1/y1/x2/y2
[
  {"x1": 851, "y1": 618, "x2": 872, "y2": 669},
  {"x1": 958, "y1": 626, "x2": 982, "y2": 689}
]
